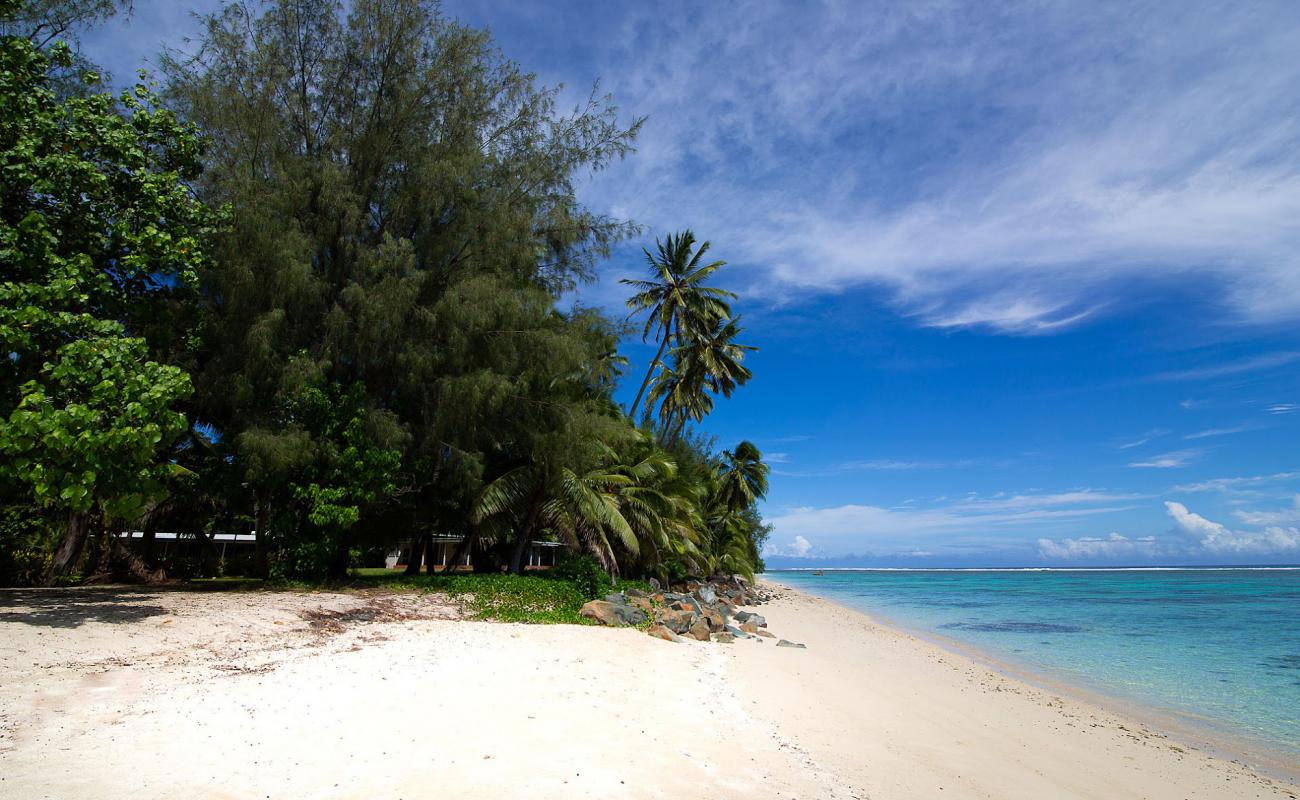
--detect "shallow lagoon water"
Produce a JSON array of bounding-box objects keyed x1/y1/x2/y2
[{"x1": 773, "y1": 568, "x2": 1300, "y2": 759}]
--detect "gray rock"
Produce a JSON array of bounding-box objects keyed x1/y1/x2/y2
[
  {"x1": 625, "y1": 587, "x2": 648, "y2": 599},
  {"x1": 613, "y1": 604, "x2": 648, "y2": 626},
  {"x1": 776, "y1": 639, "x2": 806, "y2": 649},
  {"x1": 604, "y1": 592, "x2": 627, "y2": 605},
  {"x1": 694, "y1": 585, "x2": 718, "y2": 605},
  {"x1": 724, "y1": 624, "x2": 752, "y2": 639},
  {"x1": 712, "y1": 632, "x2": 736, "y2": 643},
  {"x1": 649, "y1": 577, "x2": 662, "y2": 591}
]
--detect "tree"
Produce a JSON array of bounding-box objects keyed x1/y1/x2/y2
[
  {"x1": 168, "y1": 0, "x2": 642, "y2": 577},
  {"x1": 0, "y1": 33, "x2": 217, "y2": 581},
  {"x1": 621, "y1": 231, "x2": 735, "y2": 418}
]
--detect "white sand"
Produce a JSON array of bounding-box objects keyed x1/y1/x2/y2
[{"x1": 0, "y1": 583, "x2": 1296, "y2": 799}]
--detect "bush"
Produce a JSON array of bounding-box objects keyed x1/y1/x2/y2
[
  {"x1": 551, "y1": 553, "x2": 612, "y2": 600},
  {"x1": 428, "y1": 573, "x2": 592, "y2": 624}
]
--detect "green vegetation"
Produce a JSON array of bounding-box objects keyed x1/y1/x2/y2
[{"x1": 0, "y1": 0, "x2": 772, "y2": 592}]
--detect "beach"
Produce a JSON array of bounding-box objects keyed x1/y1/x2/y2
[{"x1": 1, "y1": 582, "x2": 1296, "y2": 799}]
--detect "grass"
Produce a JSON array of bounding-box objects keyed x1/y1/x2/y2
[{"x1": 184, "y1": 567, "x2": 644, "y2": 625}]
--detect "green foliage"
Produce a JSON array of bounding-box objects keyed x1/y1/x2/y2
[
  {"x1": 0, "y1": 32, "x2": 216, "y2": 544},
  {"x1": 551, "y1": 553, "x2": 614, "y2": 600},
  {"x1": 431, "y1": 573, "x2": 593, "y2": 624}
]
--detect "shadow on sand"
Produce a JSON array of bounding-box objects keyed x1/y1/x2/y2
[{"x1": 0, "y1": 588, "x2": 170, "y2": 629}]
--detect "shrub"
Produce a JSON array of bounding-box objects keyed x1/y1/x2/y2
[{"x1": 551, "y1": 553, "x2": 613, "y2": 600}]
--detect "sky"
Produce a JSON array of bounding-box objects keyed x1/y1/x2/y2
[{"x1": 78, "y1": 0, "x2": 1300, "y2": 567}]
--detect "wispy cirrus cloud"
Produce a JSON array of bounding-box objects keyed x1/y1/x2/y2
[
  {"x1": 1151, "y1": 352, "x2": 1300, "y2": 382},
  {"x1": 570, "y1": 1, "x2": 1300, "y2": 334},
  {"x1": 1183, "y1": 425, "x2": 1249, "y2": 440},
  {"x1": 1128, "y1": 449, "x2": 1203, "y2": 469},
  {"x1": 1173, "y1": 470, "x2": 1300, "y2": 496},
  {"x1": 1117, "y1": 428, "x2": 1169, "y2": 449}
]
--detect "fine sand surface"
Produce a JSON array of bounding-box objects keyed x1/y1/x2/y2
[{"x1": 0, "y1": 583, "x2": 1296, "y2": 800}]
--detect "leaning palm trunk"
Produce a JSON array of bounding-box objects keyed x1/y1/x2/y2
[{"x1": 628, "y1": 323, "x2": 671, "y2": 419}]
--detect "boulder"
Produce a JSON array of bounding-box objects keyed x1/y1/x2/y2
[
  {"x1": 701, "y1": 608, "x2": 726, "y2": 633},
  {"x1": 625, "y1": 587, "x2": 648, "y2": 599},
  {"x1": 712, "y1": 632, "x2": 736, "y2": 643},
  {"x1": 579, "y1": 600, "x2": 621, "y2": 626},
  {"x1": 628, "y1": 596, "x2": 653, "y2": 614},
  {"x1": 649, "y1": 577, "x2": 662, "y2": 591},
  {"x1": 735, "y1": 611, "x2": 768, "y2": 627},
  {"x1": 694, "y1": 584, "x2": 718, "y2": 605},
  {"x1": 582, "y1": 598, "x2": 648, "y2": 626},
  {"x1": 613, "y1": 604, "x2": 648, "y2": 626},
  {"x1": 776, "y1": 639, "x2": 807, "y2": 649},
  {"x1": 604, "y1": 592, "x2": 627, "y2": 604},
  {"x1": 646, "y1": 624, "x2": 684, "y2": 643},
  {"x1": 739, "y1": 620, "x2": 759, "y2": 634},
  {"x1": 687, "y1": 619, "x2": 712, "y2": 641},
  {"x1": 655, "y1": 606, "x2": 697, "y2": 634}
]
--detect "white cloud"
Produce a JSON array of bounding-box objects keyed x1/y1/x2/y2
[
  {"x1": 1117, "y1": 428, "x2": 1169, "y2": 449},
  {"x1": 765, "y1": 534, "x2": 814, "y2": 558},
  {"x1": 1037, "y1": 532, "x2": 1160, "y2": 560},
  {"x1": 574, "y1": 1, "x2": 1300, "y2": 333},
  {"x1": 1183, "y1": 425, "x2": 1248, "y2": 440},
  {"x1": 1165, "y1": 501, "x2": 1300, "y2": 554},
  {"x1": 1128, "y1": 449, "x2": 1203, "y2": 469},
  {"x1": 1269, "y1": 404, "x2": 1299, "y2": 415},
  {"x1": 765, "y1": 452, "x2": 789, "y2": 463},
  {"x1": 767, "y1": 490, "x2": 1138, "y2": 554},
  {"x1": 1173, "y1": 470, "x2": 1300, "y2": 495},
  {"x1": 1234, "y1": 496, "x2": 1300, "y2": 526},
  {"x1": 1152, "y1": 352, "x2": 1300, "y2": 382}
]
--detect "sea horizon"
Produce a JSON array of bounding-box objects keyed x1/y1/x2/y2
[{"x1": 770, "y1": 567, "x2": 1300, "y2": 771}]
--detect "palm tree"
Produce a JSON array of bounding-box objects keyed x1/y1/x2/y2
[
  {"x1": 648, "y1": 315, "x2": 756, "y2": 432},
  {"x1": 715, "y1": 440, "x2": 769, "y2": 511},
  {"x1": 621, "y1": 231, "x2": 735, "y2": 419}
]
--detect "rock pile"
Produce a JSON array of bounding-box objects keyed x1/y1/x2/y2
[{"x1": 579, "y1": 576, "x2": 804, "y2": 648}]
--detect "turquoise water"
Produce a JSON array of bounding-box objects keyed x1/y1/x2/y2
[{"x1": 773, "y1": 568, "x2": 1300, "y2": 760}]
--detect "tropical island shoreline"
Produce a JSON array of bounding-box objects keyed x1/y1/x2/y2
[{"x1": 2, "y1": 579, "x2": 1296, "y2": 800}]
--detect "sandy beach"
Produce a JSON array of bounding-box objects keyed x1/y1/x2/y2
[{"x1": 1, "y1": 581, "x2": 1296, "y2": 800}]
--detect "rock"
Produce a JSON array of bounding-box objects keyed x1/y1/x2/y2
[
  {"x1": 694, "y1": 585, "x2": 718, "y2": 605},
  {"x1": 739, "y1": 620, "x2": 759, "y2": 634},
  {"x1": 724, "y1": 624, "x2": 752, "y2": 639},
  {"x1": 776, "y1": 639, "x2": 806, "y2": 649},
  {"x1": 582, "y1": 599, "x2": 647, "y2": 626},
  {"x1": 604, "y1": 593, "x2": 627, "y2": 604},
  {"x1": 579, "y1": 600, "x2": 621, "y2": 626},
  {"x1": 649, "y1": 577, "x2": 661, "y2": 591},
  {"x1": 646, "y1": 624, "x2": 684, "y2": 643},
  {"x1": 701, "y1": 608, "x2": 725, "y2": 632},
  {"x1": 734, "y1": 610, "x2": 754, "y2": 623},
  {"x1": 625, "y1": 587, "x2": 648, "y2": 599},
  {"x1": 756, "y1": 629, "x2": 776, "y2": 639},
  {"x1": 712, "y1": 632, "x2": 736, "y2": 643},
  {"x1": 688, "y1": 618, "x2": 712, "y2": 641},
  {"x1": 628, "y1": 596, "x2": 653, "y2": 614},
  {"x1": 613, "y1": 604, "x2": 648, "y2": 626},
  {"x1": 655, "y1": 606, "x2": 697, "y2": 634}
]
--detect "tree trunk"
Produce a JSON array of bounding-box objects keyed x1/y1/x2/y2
[
  {"x1": 404, "y1": 532, "x2": 425, "y2": 575},
  {"x1": 46, "y1": 510, "x2": 92, "y2": 583},
  {"x1": 141, "y1": 510, "x2": 159, "y2": 568},
  {"x1": 328, "y1": 530, "x2": 350, "y2": 581},
  {"x1": 446, "y1": 524, "x2": 478, "y2": 575},
  {"x1": 628, "y1": 322, "x2": 672, "y2": 419},
  {"x1": 420, "y1": 531, "x2": 435, "y2": 574},
  {"x1": 508, "y1": 500, "x2": 543, "y2": 575},
  {"x1": 253, "y1": 493, "x2": 270, "y2": 579}
]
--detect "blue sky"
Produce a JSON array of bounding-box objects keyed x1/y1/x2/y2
[{"x1": 80, "y1": 1, "x2": 1300, "y2": 566}]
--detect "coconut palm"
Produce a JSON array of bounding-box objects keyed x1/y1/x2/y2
[
  {"x1": 715, "y1": 440, "x2": 769, "y2": 512},
  {"x1": 621, "y1": 231, "x2": 735, "y2": 418}
]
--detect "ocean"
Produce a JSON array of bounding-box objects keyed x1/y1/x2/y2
[{"x1": 772, "y1": 568, "x2": 1300, "y2": 763}]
